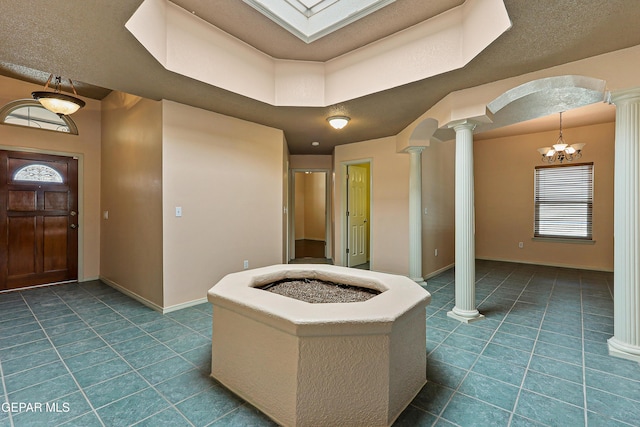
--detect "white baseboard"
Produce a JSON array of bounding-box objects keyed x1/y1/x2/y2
[
  {"x1": 99, "y1": 276, "x2": 210, "y2": 314},
  {"x1": 424, "y1": 263, "x2": 455, "y2": 280},
  {"x1": 99, "y1": 276, "x2": 164, "y2": 313},
  {"x1": 162, "y1": 297, "x2": 209, "y2": 314}
]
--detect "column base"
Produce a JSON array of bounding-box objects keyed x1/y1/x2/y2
[
  {"x1": 608, "y1": 337, "x2": 640, "y2": 363},
  {"x1": 447, "y1": 308, "x2": 484, "y2": 324},
  {"x1": 411, "y1": 277, "x2": 427, "y2": 287}
]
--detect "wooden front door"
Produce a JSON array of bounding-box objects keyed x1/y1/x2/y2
[{"x1": 0, "y1": 151, "x2": 78, "y2": 290}]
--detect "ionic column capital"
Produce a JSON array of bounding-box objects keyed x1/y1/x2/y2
[
  {"x1": 448, "y1": 119, "x2": 478, "y2": 133},
  {"x1": 610, "y1": 86, "x2": 640, "y2": 104},
  {"x1": 405, "y1": 146, "x2": 426, "y2": 154}
]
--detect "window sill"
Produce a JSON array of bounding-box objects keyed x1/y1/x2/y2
[{"x1": 532, "y1": 237, "x2": 596, "y2": 245}]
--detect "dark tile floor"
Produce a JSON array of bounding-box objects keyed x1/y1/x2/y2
[{"x1": 0, "y1": 260, "x2": 638, "y2": 426}]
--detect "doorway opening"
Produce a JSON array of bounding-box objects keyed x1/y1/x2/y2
[
  {"x1": 344, "y1": 161, "x2": 371, "y2": 269},
  {"x1": 290, "y1": 169, "x2": 332, "y2": 264}
]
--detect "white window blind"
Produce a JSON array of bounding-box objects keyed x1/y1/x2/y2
[{"x1": 534, "y1": 163, "x2": 593, "y2": 239}]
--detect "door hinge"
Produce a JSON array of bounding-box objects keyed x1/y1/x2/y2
[
  {"x1": 346, "y1": 211, "x2": 350, "y2": 216},
  {"x1": 346, "y1": 248, "x2": 350, "y2": 254}
]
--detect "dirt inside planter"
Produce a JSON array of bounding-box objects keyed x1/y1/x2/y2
[{"x1": 258, "y1": 278, "x2": 381, "y2": 303}]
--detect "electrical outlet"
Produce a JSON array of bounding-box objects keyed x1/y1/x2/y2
[
  {"x1": 518, "y1": 242, "x2": 524, "y2": 249},
  {"x1": 243, "y1": 260, "x2": 249, "y2": 269},
  {"x1": 435, "y1": 248, "x2": 438, "y2": 257}
]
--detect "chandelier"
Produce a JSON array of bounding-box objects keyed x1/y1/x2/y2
[
  {"x1": 537, "y1": 112, "x2": 585, "y2": 163},
  {"x1": 32, "y1": 74, "x2": 86, "y2": 116}
]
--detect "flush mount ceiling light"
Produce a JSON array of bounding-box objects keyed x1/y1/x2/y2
[
  {"x1": 537, "y1": 112, "x2": 585, "y2": 163},
  {"x1": 327, "y1": 116, "x2": 350, "y2": 130},
  {"x1": 32, "y1": 74, "x2": 86, "y2": 116}
]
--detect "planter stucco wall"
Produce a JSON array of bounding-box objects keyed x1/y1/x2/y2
[{"x1": 207, "y1": 264, "x2": 431, "y2": 427}]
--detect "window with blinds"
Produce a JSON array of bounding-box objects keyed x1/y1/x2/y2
[{"x1": 534, "y1": 163, "x2": 593, "y2": 239}]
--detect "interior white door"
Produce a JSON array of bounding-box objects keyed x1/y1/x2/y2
[{"x1": 347, "y1": 165, "x2": 368, "y2": 267}]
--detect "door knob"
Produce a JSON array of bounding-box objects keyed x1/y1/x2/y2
[
  {"x1": 70, "y1": 224, "x2": 77, "y2": 229},
  {"x1": 70, "y1": 211, "x2": 77, "y2": 216}
]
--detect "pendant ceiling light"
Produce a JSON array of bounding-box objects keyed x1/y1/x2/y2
[
  {"x1": 32, "y1": 74, "x2": 86, "y2": 116},
  {"x1": 327, "y1": 115, "x2": 350, "y2": 129},
  {"x1": 537, "y1": 112, "x2": 585, "y2": 163}
]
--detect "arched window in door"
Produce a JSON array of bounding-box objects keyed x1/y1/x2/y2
[{"x1": 13, "y1": 164, "x2": 64, "y2": 183}]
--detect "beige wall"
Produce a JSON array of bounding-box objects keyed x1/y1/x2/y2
[
  {"x1": 100, "y1": 92, "x2": 164, "y2": 306},
  {"x1": 282, "y1": 142, "x2": 289, "y2": 264},
  {"x1": 294, "y1": 172, "x2": 306, "y2": 238},
  {"x1": 0, "y1": 75, "x2": 101, "y2": 281},
  {"x1": 422, "y1": 140, "x2": 456, "y2": 277},
  {"x1": 294, "y1": 172, "x2": 327, "y2": 241},
  {"x1": 334, "y1": 137, "x2": 409, "y2": 275},
  {"x1": 162, "y1": 101, "x2": 285, "y2": 308},
  {"x1": 290, "y1": 154, "x2": 333, "y2": 170},
  {"x1": 475, "y1": 121, "x2": 615, "y2": 271},
  {"x1": 303, "y1": 172, "x2": 326, "y2": 240}
]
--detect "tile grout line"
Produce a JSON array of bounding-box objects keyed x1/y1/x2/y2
[
  {"x1": 474, "y1": 269, "x2": 544, "y2": 427},
  {"x1": 580, "y1": 272, "x2": 590, "y2": 426},
  {"x1": 16, "y1": 288, "x2": 106, "y2": 427},
  {"x1": 430, "y1": 268, "x2": 529, "y2": 426},
  {"x1": 201, "y1": 402, "x2": 252, "y2": 427},
  {"x1": 0, "y1": 348, "x2": 15, "y2": 427},
  {"x1": 13, "y1": 284, "x2": 183, "y2": 426},
  {"x1": 50, "y1": 284, "x2": 200, "y2": 427},
  {"x1": 50, "y1": 288, "x2": 216, "y2": 425},
  {"x1": 70, "y1": 288, "x2": 221, "y2": 424},
  {"x1": 507, "y1": 268, "x2": 555, "y2": 427}
]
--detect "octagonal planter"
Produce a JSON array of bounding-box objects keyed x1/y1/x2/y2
[{"x1": 207, "y1": 264, "x2": 431, "y2": 427}]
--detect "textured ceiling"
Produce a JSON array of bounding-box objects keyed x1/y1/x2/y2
[{"x1": 0, "y1": 0, "x2": 638, "y2": 154}]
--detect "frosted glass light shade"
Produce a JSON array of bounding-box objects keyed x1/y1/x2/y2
[
  {"x1": 327, "y1": 116, "x2": 350, "y2": 129},
  {"x1": 32, "y1": 91, "x2": 85, "y2": 116}
]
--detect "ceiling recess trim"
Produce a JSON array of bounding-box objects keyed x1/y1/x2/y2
[
  {"x1": 127, "y1": 0, "x2": 511, "y2": 107},
  {"x1": 241, "y1": 0, "x2": 397, "y2": 43}
]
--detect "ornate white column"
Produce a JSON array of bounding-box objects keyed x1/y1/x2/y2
[
  {"x1": 407, "y1": 146, "x2": 426, "y2": 285},
  {"x1": 447, "y1": 121, "x2": 484, "y2": 323},
  {"x1": 608, "y1": 87, "x2": 640, "y2": 363}
]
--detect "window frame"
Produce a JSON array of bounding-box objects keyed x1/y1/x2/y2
[
  {"x1": 0, "y1": 99, "x2": 79, "y2": 135},
  {"x1": 533, "y1": 162, "x2": 594, "y2": 241}
]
